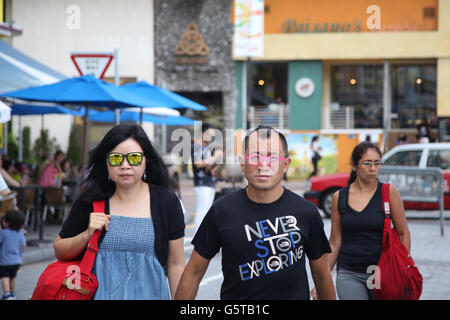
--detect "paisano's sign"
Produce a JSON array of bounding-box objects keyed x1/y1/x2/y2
[
  {"x1": 282, "y1": 19, "x2": 365, "y2": 33},
  {"x1": 262, "y1": 0, "x2": 437, "y2": 33}
]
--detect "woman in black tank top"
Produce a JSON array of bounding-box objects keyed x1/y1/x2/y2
[{"x1": 311, "y1": 142, "x2": 411, "y2": 300}]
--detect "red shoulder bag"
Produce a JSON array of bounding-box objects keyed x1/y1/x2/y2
[
  {"x1": 31, "y1": 200, "x2": 105, "y2": 300},
  {"x1": 372, "y1": 184, "x2": 423, "y2": 300}
]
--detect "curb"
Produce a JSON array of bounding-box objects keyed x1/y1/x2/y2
[{"x1": 22, "y1": 246, "x2": 55, "y2": 266}]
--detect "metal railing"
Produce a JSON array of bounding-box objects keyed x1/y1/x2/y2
[
  {"x1": 249, "y1": 105, "x2": 289, "y2": 130},
  {"x1": 325, "y1": 105, "x2": 354, "y2": 129},
  {"x1": 378, "y1": 166, "x2": 445, "y2": 236}
]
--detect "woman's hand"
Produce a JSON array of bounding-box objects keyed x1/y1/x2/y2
[{"x1": 87, "y1": 212, "x2": 110, "y2": 237}]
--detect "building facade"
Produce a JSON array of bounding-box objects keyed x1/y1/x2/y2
[
  {"x1": 4, "y1": 0, "x2": 156, "y2": 152},
  {"x1": 233, "y1": 0, "x2": 450, "y2": 175},
  {"x1": 3, "y1": 0, "x2": 450, "y2": 177},
  {"x1": 154, "y1": 0, "x2": 236, "y2": 131}
]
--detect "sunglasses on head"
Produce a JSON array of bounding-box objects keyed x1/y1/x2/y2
[{"x1": 107, "y1": 152, "x2": 144, "y2": 166}]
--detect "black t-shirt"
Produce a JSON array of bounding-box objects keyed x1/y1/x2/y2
[
  {"x1": 337, "y1": 182, "x2": 384, "y2": 273},
  {"x1": 192, "y1": 187, "x2": 331, "y2": 300},
  {"x1": 59, "y1": 183, "x2": 185, "y2": 268}
]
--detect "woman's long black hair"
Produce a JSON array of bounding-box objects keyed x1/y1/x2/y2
[
  {"x1": 78, "y1": 124, "x2": 169, "y2": 202},
  {"x1": 347, "y1": 141, "x2": 382, "y2": 185}
]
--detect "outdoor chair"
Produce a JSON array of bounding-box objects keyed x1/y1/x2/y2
[
  {"x1": 42, "y1": 186, "x2": 69, "y2": 224},
  {"x1": 0, "y1": 193, "x2": 17, "y2": 228},
  {"x1": 20, "y1": 188, "x2": 37, "y2": 228}
]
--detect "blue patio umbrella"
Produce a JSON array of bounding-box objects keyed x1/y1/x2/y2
[
  {"x1": 0, "y1": 75, "x2": 180, "y2": 163},
  {"x1": 0, "y1": 74, "x2": 170, "y2": 109},
  {"x1": 11, "y1": 103, "x2": 84, "y2": 116},
  {"x1": 88, "y1": 109, "x2": 195, "y2": 125},
  {"x1": 121, "y1": 81, "x2": 207, "y2": 111}
]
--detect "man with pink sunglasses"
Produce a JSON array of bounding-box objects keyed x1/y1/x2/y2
[{"x1": 176, "y1": 125, "x2": 335, "y2": 300}]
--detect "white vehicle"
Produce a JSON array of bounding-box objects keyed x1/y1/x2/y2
[
  {"x1": 304, "y1": 142, "x2": 450, "y2": 217},
  {"x1": 382, "y1": 143, "x2": 450, "y2": 169}
]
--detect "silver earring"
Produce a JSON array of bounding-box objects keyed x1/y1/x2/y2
[{"x1": 143, "y1": 172, "x2": 147, "y2": 181}]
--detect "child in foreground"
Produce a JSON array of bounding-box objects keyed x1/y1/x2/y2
[{"x1": 0, "y1": 210, "x2": 27, "y2": 300}]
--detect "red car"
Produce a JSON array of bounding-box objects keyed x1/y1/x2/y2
[{"x1": 304, "y1": 143, "x2": 450, "y2": 217}]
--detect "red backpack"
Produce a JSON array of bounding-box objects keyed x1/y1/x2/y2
[
  {"x1": 372, "y1": 184, "x2": 423, "y2": 300},
  {"x1": 31, "y1": 201, "x2": 105, "y2": 300}
]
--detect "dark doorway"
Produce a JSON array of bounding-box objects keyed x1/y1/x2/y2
[{"x1": 175, "y1": 91, "x2": 223, "y2": 129}]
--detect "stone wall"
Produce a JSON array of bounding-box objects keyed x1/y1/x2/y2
[{"x1": 154, "y1": 0, "x2": 237, "y2": 129}]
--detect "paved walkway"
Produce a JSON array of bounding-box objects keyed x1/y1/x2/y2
[{"x1": 19, "y1": 178, "x2": 450, "y2": 299}]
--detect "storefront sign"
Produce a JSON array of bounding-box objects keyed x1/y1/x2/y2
[
  {"x1": 233, "y1": 0, "x2": 264, "y2": 57},
  {"x1": 295, "y1": 78, "x2": 315, "y2": 98},
  {"x1": 174, "y1": 22, "x2": 210, "y2": 65},
  {"x1": 260, "y1": 0, "x2": 437, "y2": 34},
  {"x1": 282, "y1": 19, "x2": 364, "y2": 33}
]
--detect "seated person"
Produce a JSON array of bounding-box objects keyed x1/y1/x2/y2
[
  {"x1": 0, "y1": 173, "x2": 12, "y2": 200},
  {"x1": 37, "y1": 151, "x2": 66, "y2": 187},
  {"x1": 0, "y1": 155, "x2": 20, "y2": 189}
]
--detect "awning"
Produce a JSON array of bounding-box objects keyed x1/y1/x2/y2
[
  {"x1": 0, "y1": 39, "x2": 66, "y2": 93},
  {"x1": 0, "y1": 101, "x2": 11, "y2": 123}
]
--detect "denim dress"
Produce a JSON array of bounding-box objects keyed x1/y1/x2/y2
[{"x1": 93, "y1": 215, "x2": 170, "y2": 300}]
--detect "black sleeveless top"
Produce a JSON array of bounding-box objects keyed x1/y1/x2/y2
[{"x1": 336, "y1": 182, "x2": 385, "y2": 273}]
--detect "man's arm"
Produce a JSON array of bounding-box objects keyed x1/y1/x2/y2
[
  {"x1": 174, "y1": 249, "x2": 211, "y2": 300},
  {"x1": 194, "y1": 151, "x2": 223, "y2": 170},
  {"x1": 309, "y1": 254, "x2": 336, "y2": 300},
  {"x1": 0, "y1": 168, "x2": 20, "y2": 188}
]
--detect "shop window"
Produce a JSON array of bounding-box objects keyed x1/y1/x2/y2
[
  {"x1": 251, "y1": 62, "x2": 288, "y2": 106},
  {"x1": 384, "y1": 150, "x2": 422, "y2": 167},
  {"x1": 391, "y1": 64, "x2": 436, "y2": 129},
  {"x1": 427, "y1": 150, "x2": 450, "y2": 170},
  {"x1": 249, "y1": 63, "x2": 289, "y2": 129},
  {"x1": 331, "y1": 65, "x2": 383, "y2": 128}
]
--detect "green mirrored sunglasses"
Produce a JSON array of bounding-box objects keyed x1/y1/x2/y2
[{"x1": 107, "y1": 152, "x2": 144, "y2": 166}]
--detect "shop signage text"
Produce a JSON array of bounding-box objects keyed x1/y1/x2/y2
[{"x1": 282, "y1": 18, "x2": 365, "y2": 33}]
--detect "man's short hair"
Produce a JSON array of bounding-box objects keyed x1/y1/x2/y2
[
  {"x1": 201, "y1": 122, "x2": 214, "y2": 133},
  {"x1": 243, "y1": 125, "x2": 288, "y2": 157}
]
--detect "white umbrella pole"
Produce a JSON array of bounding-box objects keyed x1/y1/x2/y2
[
  {"x1": 114, "y1": 48, "x2": 120, "y2": 126},
  {"x1": 162, "y1": 124, "x2": 167, "y2": 154},
  {"x1": 41, "y1": 115, "x2": 44, "y2": 160},
  {"x1": 18, "y1": 115, "x2": 23, "y2": 162},
  {"x1": 82, "y1": 105, "x2": 89, "y2": 165},
  {"x1": 3, "y1": 121, "x2": 7, "y2": 155}
]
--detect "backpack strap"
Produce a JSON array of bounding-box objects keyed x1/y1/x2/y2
[
  {"x1": 381, "y1": 183, "x2": 392, "y2": 249},
  {"x1": 79, "y1": 200, "x2": 105, "y2": 275}
]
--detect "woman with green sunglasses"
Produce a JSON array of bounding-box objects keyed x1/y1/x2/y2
[{"x1": 54, "y1": 124, "x2": 185, "y2": 300}]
